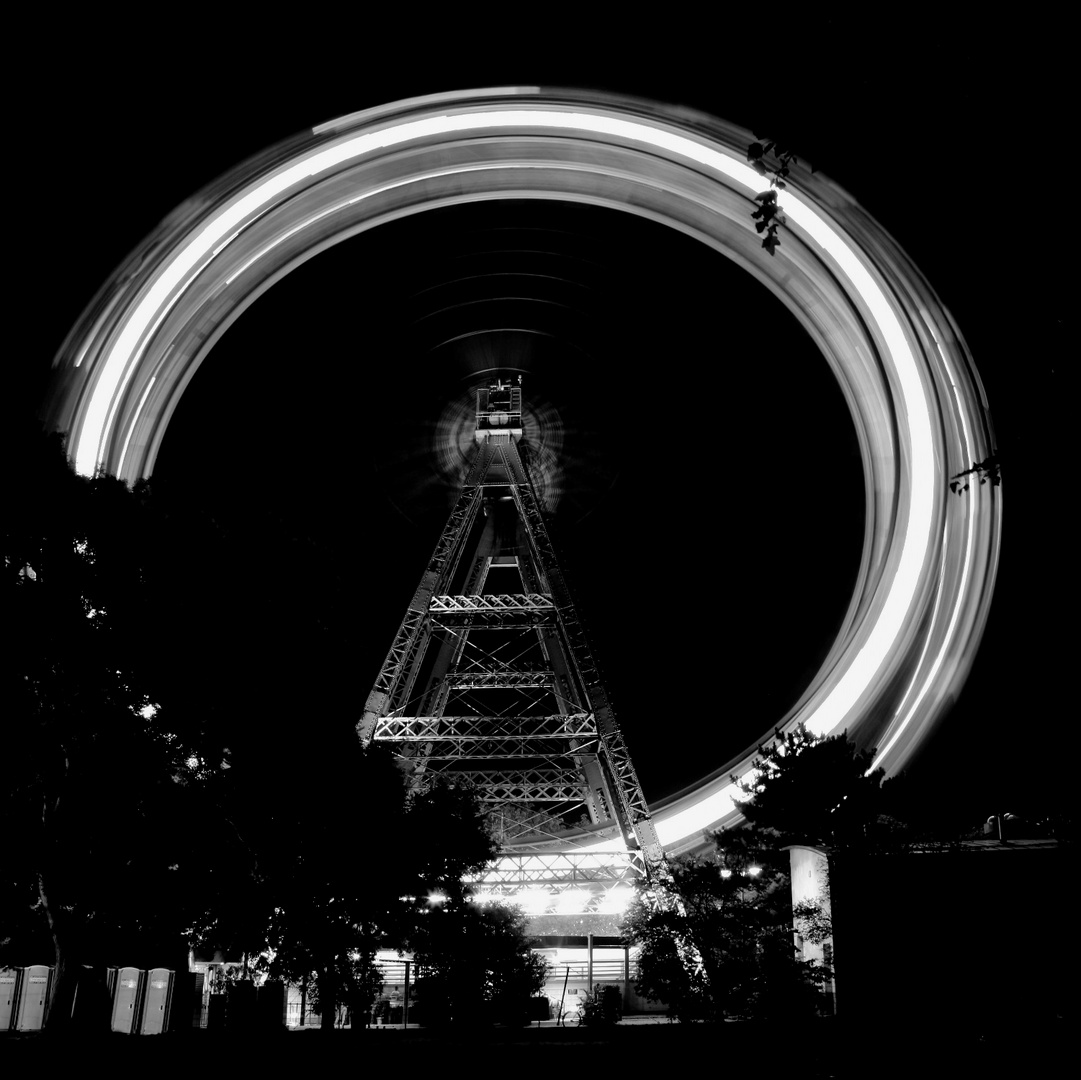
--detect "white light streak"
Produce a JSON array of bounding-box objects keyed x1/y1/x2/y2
[{"x1": 57, "y1": 91, "x2": 999, "y2": 855}]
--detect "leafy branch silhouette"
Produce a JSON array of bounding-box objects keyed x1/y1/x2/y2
[
  {"x1": 949, "y1": 455, "x2": 1001, "y2": 494},
  {"x1": 746, "y1": 139, "x2": 804, "y2": 256}
]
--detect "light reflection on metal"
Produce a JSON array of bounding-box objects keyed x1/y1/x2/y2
[
  {"x1": 374, "y1": 713, "x2": 597, "y2": 740},
  {"x1": 47, "y1": 88, "x2": 1001, "y2": 859},
  {"x1": 435, "y1": 389, "x2": 565, "y2": 512},
  {"x1": 466, "y1": 851, "x2": 642, "y2": 915}
]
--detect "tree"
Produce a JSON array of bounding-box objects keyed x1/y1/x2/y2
[
  {"x1": 176, "y1": 717, "x2": 423, "y2": 1033},
  {"x1": 3, "y1": 430, "x2": 547, "y2": 1034},
  {"x1": 3, "y1": 429, "x2": 419, "y2": 1031},
  {"x1": 402, "y1": 782, "x2": 549, "y2": 1026},
  {"x1": 735, "y1": 725, "x2": 885, "y2": 849},
  {"x1": 949, "y1": 455, "x2": 1001, "y2": 495},
  {"x1": 409, "y1": 898, "x2": 549, "y2": 1026},
  {"x1": 3, "y1": 428, "x2": 224, "y2": 1026},
  {"x1": 621, "y1": 827, "x2": 825, "y2": 1022},
  {"x1": 746, "y1": 138, "x2": 802, "y2": 256},
  {"x1": 232, "y1": 775, "x2": 505, "y2": 1032},
  {"x1": 622, "y1": 727, "x2": 882, "y2": 1022}
]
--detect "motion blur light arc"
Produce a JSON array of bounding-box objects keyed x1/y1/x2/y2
[{"x1": 48, "y1": 89, "x2": 1001, "y2": 856}]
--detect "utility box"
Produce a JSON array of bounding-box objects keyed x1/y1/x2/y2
[
  {"x1": 139, "y1": 968, "x2": 174, "y2": 1034},
  {"x1": 110, "y1": 967, "x2": 144, "y2": 1033},
  {"x1": 15, "y1": 966, "x2": 52, "y2": 1030},
  {"x1": 1, "y1": 968, "x2": 21, "y2": 1030}
]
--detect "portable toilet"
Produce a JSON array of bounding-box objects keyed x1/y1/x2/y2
[
  {"x1": 0, "y1": 968, "x2": 21, "y2": 1030},
  {"x1": 139, "y1": 969, "x2": 174, "y2": 1034},
  {"x1": 111, "y1": 967, "x2": 144, "y2": 1033},
  {"x1": 15, "y1": 966, "x2": 52, "y2": 1030}
]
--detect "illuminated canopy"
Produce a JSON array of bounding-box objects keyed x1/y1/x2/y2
[{"x1": 47, "y1": 88, "x2": 1001, "y2": 856}]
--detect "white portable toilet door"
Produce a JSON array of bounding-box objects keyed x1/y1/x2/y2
[
  {"x1": 15, "y1": 966, "x2": 51, "y2": 1030},
  {"x1": 140, "y1": 969, "x2": 173, "y2": 1034},
  {"x1": 111, "y1": 967, "x2": 142, "y2": 1033},
  {"x1": 0, "y1": 969, "x2": 21, "y2": 1030}
]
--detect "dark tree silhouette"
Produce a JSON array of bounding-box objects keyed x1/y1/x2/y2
[
  {"x1": 400, "y1": 781, "x2": 549, "y2": 1027},
  {"x1": 3, "y1": 429, "x2": 224, "y2": 1026},
  {"x1": 949, "y1": 455, "x2": 1001, "y2": 494},
  {"x1": 621, "y1": 827, "x2": 825, "y2": 1022},
  {"x1": 408, "y1": 899, "x2": 549, "y2": 1027},
  {"x1": 735, "y1": 725, "x2": 885, "y2": 849},
  {"x1": 746, "y1": 139, "x2": 804, "y2": 256}
]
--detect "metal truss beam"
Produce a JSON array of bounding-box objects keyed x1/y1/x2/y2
[
  {"x1": 448, "y1": 670, "x2": 554, "y2": 690},
  {"x1": 429, "y1": 593, "x2": 558, "y2": 629},
  {"x1": 417, "y1": 767, "x2": 590, "y2": 802},
  {"x1": 430, "y1": 594, "x2": 555, "y2": 614},
  {"x1": 357, "y1": 487, "x2": 485, "y2": 742},
  {"x1": 401, "y1": 742, "x2": 599, "y2": 761},
  {"x1": 499, "y1": 442, "x2": 666, "y2": 875},
  {"x1": 473, "y1": 850, "x2": 645, "y2": 888},
  {"x1": 373, "y1": 713, "x2": 597, "y2": 741}
]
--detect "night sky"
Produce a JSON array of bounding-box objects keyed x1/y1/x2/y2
[{"x1": 16, "y1": 21, "x2": 1069, "y2": 816}]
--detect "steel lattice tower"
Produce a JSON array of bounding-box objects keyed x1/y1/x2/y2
[{"x1": 357, "y1": 381, "x2": 665, "y2": 912}]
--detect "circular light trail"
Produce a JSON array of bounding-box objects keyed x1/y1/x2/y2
[{"x1": 47, "y1": 88, "x2": 1001, "y2": 857}]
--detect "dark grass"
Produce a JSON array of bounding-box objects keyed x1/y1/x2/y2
[{"x1": 2, "y1": 1018, "x2": 1069, "y2": 1076}]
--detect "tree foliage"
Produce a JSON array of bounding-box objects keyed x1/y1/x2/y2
[
  {"x1": 735, "y1": 725, "x2": 885, "y2": 848},
  {"x1": 2, "y1": 429, "x2": 535, "y2": 1034},
  {"x1": 409, "y1": 898, "x2": 549, "y2": 1027},
  {"x1": 621, "y1": 827, "x2": 826, "y2": 1022},
  {"x1": 746, "y1": 138, "x2": 803, "y2": 256},
  {"x1": 3, "y1": 429, "x2": 225, "y2": 1024},
  {"x1": 398, "y1": 782, "x2": 549, "y2": 1027},
  {"x1": 230, "y1": 737, "x2": 411, "y2": 1030},
  {"x1": 949, "y1": 455, "x2": 1001, "y2": 494},
  {"x1": 622, "y1": 726, "x2": 880, "y2": 1022}
]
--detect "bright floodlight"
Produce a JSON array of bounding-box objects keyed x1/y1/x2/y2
[
  {"x1": 426, "y1": 891, "x2": 447, "y2": 907},
  {"x1": 597, "y1": 886, "x2": 635, "y2": 914},
  {"x1": 556, "y1": 888, "x2": 592, "y2": 914},
  {"x1": 517, "y1": 888, "x2": 552, "y2": 916}
]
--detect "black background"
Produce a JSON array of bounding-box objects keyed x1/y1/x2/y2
[{"x1": 13, "y1": 18, "x2": 1069, "y2": 814}]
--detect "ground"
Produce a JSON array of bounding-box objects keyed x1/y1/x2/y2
[{"x1": 2, "y1": 1017, "x2": 1068, "y2": 1076}]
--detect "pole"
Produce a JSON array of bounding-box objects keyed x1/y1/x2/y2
[
  {"x1": 624, "y1": 944, "x2": 631, "y2": 1015},
  {"x1": 587, "y1": 932, "x2": 594, "y2": 995},
  {"x1": 403, "y1": 961, "x2": 410, "y2": 1029},
  {"x1": 558, "y1": 964, "x2": 570, "y2": 1026}
]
